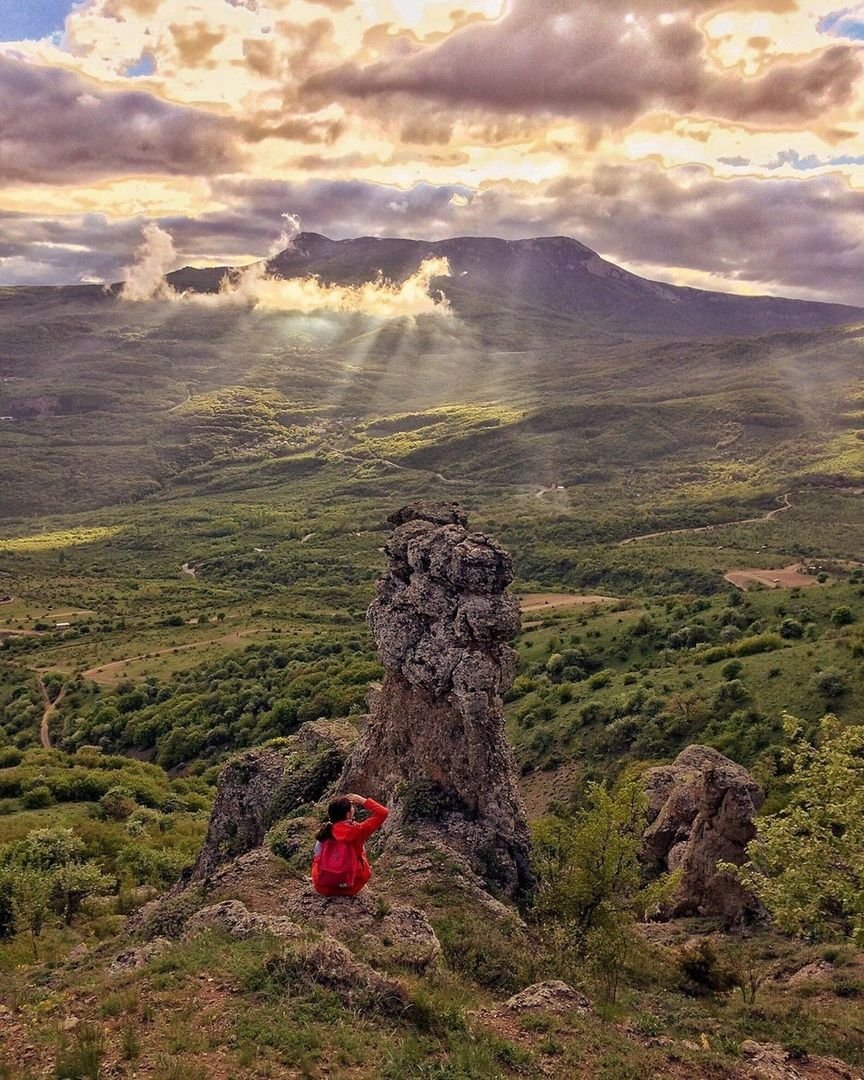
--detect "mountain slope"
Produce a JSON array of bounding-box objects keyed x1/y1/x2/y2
[{"x1": 167, "y1": 232, "x2": 864, "y2": 338}]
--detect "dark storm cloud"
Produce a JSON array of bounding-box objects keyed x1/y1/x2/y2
[
  {"x1": 0, "y1": 55, "x2": 243, "y2": 183},
  {"x1": 478, "y1": 164, "x2": 864, "y2": 304},
  {"x1": 306, "y1": 0, "x2": 863, "y2": 127}
]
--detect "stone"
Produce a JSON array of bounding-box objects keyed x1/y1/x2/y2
[
  {"x1": 283, "y1": 885, "x2": 442, "y2": 971},
  {"x1": 739, "y1": 1040, "x2": 859, "y2": 1079},
  {"x1": 504, "y1": 981, "x2": 592, "y2": 1013},
  {"x1": 288, "y1": 935, "x2": 409, "y2": 1014},
  {"x1": 109, "y1": 938, "x2": 172, "y2": 973},
  {"x1": 786, "y1": 961, "x2": 835, "y2": 987},
  {"x1": 183, "y1": 899, "x2": 302, "y2": 942},
  {"x1": 642, "y1": 744, "x2": 765, "y2": 920},
  {"x1": 340, "y1": 502, "x2": 533, "y2": 898}
]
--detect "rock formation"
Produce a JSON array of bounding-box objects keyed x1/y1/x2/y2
[
  {"x1": 188, "y1": 719, "x2": 356, "y2": 883},
  {"x1": 340, "y1": 501, "x2": 533, "y2": 898},
  {"x1": 641, "y1": 744, "x2": 765, "y2": 920}
]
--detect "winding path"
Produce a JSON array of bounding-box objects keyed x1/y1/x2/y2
[
  {"x1": 617, "y1": 491, "x2": 793, "y2": 547},
  {"x1": 37, "y1": 676, "x2": 66, "y2": 750},
  {"x1": 80, "y1": 628, "x2": 274, "y2": 686}
]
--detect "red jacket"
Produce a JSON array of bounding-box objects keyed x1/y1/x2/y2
[{"x1": 311, "y1": 798, "x2": 389, "y2": 897}]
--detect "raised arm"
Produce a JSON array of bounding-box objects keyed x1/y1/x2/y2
[{"x1": 348, "y1": 794, "x2": 389, "y2": 842}]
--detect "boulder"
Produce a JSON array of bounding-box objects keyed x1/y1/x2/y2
[
  {"x1": 642, "y1": 745, "x2": 765, "y2": 920},
  {"x1": 109, "y1": 938, "x2": 172, "y2": 973},
  {"x1": 504, "y1": 981, "x2": 592, "y2": 1013},
  {"x1": 739, "y1": 1040, "x2": 859, "y2": 1079},
  {"x1": 340, "y1": 502, "x2": 533, "y2": 898}
]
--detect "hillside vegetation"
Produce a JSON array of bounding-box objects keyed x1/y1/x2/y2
[{"x1": 1, "y1": 285, "x2": 863, "y2": 1077}]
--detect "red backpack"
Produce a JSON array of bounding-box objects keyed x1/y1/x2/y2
[{"x1": 315, "y1": 838, "x2": 359, "y2": 890}]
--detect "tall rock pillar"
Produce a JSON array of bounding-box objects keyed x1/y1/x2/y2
[{"x1": 340, "y1": 502, "x2": 533, "y2": 898}]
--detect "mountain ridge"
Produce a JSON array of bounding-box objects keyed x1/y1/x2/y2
[{"x1": 165, "y1": 231, "x2": 864, "y2": 338}]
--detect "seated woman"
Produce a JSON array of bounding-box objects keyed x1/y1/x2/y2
[{"x1": 311, "y1": 792, "x2": 389, "y2": 897}]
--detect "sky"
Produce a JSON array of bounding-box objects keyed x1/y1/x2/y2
[{"x1": 1, "y1": 0, "x2": 864, "y2": 304}]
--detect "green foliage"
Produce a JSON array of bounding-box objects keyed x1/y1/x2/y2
[
  {"x1": 532, "y1": 780, "x2": 675, "y2": 936},
  {"x1": 811, "y1": 667, "x2": 849, "y2": 703},
  {"x1": 730, "y1": 713, "x2": 864, "y2": 943}
]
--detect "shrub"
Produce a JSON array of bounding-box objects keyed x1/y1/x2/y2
[
  {"x1": 21, "y1": 785, "x2": 53, "y2": 809},
  {"x1": 812, "y1": 667, "x2": 848, "y2": 703},
  {"x1": 99, "y1": 786, "x2": 137, "y2": 820},
  {"x1": 721, "y1": 660, "x2": 743, "y2": 680}
]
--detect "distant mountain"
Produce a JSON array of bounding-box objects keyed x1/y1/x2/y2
[{"x1": 167, "y1": 232, "x2": 864, "y2": 338}]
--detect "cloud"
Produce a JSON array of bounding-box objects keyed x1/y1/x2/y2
[
  {"x1": 4, "y1": 166, "x2": 864, "y2": 306},
  {"x1": 168, "y1": 20, "x2": 226, "y2": 67},
  {"x1": 0, "y1": 55, "x2": 243, "y2": 183},
  {"x1": 307, "y1": 1, "x2": 863, "y2": 127},
  {"x1": 117, "y1": 219, "x2": 453, "y2": 315},
  {"x1": 119, "y1": 221, "x2": 179, "y2": 300}
]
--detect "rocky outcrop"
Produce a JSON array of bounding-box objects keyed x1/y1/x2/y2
[
  {"x1": 340, "y1": 502, "x2": 532, "y2": 898},
  {"x1": 642, "y1": 745, "x2": 765, "y2": 920},
  {"x1": 189, "y1": 719, "x2": 356, "y2": 882},
  {"x1": 283, "y1": 885, "x2": 442, "y2": 972},
  {"x1": 183, "y1": 899, "x2": 303, "y2": 942},
  {"x1": 739, "y1": 1040, "x2": 860, "y2": 1079},
  {"x1": 504, "y1": 981, "x2": 592, "y2": 1014}
]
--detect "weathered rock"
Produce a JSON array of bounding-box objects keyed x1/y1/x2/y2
[
  {"x1": 283, "y1": 885, "x2": 442, "y2": 971},
  {"x1": 109, "y1": 938, "x2": 172, "y2": 973},
  {"x1": 504, "y1": 981, "x2": 592, "y2": 1014},
  {"x1": 786, "y1": 961, "x2": 835, "y2": 987},
  {"x1": 183, "y1": 899, "x2": 303, "y2": 942},
  {"x1": 642, "y1": 745, "x2": 765, "y2": 920},
  {"x1": 341, "y1": 502, "x2": 533, "y2": 898},
  {"x1": 286, "y1": 935, "x2": 409, "y2": 1014},
  {"x1": 739, "y1": 1040, "x2": 860, "y2": 1079},
  {"x1": 189, "y1": 719, "x2": 357, "y2": 882}
]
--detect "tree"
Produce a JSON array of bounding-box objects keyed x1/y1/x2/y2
[
  {"x1": 779, "y1": 617, "x2": 803, "y2": 640},
  {"x1": 9, "y1": 866, "x2": 54, "y2": 958},
  {"x1": 812, "y1": 667, "x2": 848, "y2": 704},
  {"x1": 729, "y1": 714, "x2": 864, "y2": 943},
  {"x1": 532, "y1": 779, "x2": 674, "y2": 934},
  {"x1": 532, "y1": 780, "x2": 676, "y2": 1003},
  {"x1": 830, "y1": 606, "x2": 854, "y2": 627},
  {"x1": 54, "y1": 862, "x2": 113, "y2": 925}
]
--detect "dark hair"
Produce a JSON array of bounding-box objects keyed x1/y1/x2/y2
[{"x1": 316, "y1": 797, "x2": 352, "y2": 842}]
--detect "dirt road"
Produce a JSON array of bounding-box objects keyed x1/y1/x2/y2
[
  {"x1": 37, "y1": 676, "x2": 66, "y2": 750},
  {"x1": 81, "y1": 629, "x2": 272, "y2": 686},
  {"x1": 618, "y1": 492, "x2": 793, "y2": 546},
  {"x1": 519, "y1": 593, "x2": 620, "y2": 611}
]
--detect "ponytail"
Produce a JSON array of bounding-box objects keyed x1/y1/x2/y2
[{"x1": 317, "y1": 796, "x2": 352, "y2": 843}]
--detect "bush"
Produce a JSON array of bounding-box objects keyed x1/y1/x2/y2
[
  {"x1": 21, "y1": 785, "x2": 53, "y2": 809},
  {"x1": 812, "y1": 667, "x2": 848, "y2": 703}
]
